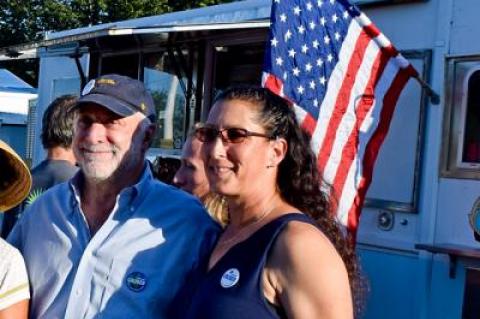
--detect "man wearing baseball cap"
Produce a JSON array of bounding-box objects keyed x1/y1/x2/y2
[
  {"x1": 0, "y1": 139, "x2": 31, "y2": 318},
  {"x1": 8, "y1": 74, "x2": 220, "y2": 319}
]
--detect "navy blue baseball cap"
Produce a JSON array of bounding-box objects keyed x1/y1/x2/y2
[{"x1": 75, "y1": 74, "x2": 156, "y2": 121}]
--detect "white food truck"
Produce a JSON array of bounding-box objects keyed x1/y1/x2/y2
[{"x1": 1, "y1": 0, "x2": 479, "y2": 317}]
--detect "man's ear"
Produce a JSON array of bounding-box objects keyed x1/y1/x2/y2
[
  {"x1": 268, "y1": 137, "x2": 288, "y2": 168},
  {"x1": 143, "y1": 123, "x2": 156, "y2": 149}
]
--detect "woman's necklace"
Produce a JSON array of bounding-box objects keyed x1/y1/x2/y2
[{"x1": 217, "y1": 205, "x2": 276, "y2": 247}]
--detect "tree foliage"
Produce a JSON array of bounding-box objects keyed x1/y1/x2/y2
[
  {"x1": 0, "y1": 0, "x2": 231, "y2": 84},
  {"x1": 1, "y1": 0, "x2": 231, "y2": 46}
]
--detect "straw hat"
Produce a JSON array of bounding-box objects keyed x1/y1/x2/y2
[{"x1": 0, "y1": 140, "x2": 31, "y2": 212}]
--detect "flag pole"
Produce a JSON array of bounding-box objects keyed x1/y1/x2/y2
[{"x1": 413, "y1": 74, "x2": 440, "y2": 105}]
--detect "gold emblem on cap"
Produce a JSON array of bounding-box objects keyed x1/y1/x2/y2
[
  {"x1": 140, "y1": 103, "x2": 146, "y2": 111},
  {"x1": 97, "y1": 79, "x2": 116, "y2": 85}
]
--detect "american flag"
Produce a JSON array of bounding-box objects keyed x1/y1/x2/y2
[{"x1": 262, "y1": 0, "x2": 417, "y2": 238}]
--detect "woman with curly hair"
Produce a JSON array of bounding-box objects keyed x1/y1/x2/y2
[{"x1": 186, "y1": 86, "x2": 364, "y2": 318}]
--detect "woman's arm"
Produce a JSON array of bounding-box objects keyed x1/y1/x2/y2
[
  {"x1": 0, "y1": 299, "x2": 29, "y2": 319},
  {"x1": 264, "y1": 221, "x2": 353, "y2": 319}
]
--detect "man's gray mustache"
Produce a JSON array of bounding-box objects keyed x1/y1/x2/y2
[{"x1": 78, "y1": 144, "x2": 117, "y2": 153}]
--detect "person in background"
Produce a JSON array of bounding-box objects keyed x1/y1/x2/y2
[
  {"x1": 0, "y1": 139, "x2": 31, "y2": 319},
  {"x1": 30, "y1": 94, "x2": 78, "y2": 195},
  {"x1": 174, "y1": 134, "x2": 229, "y2": 227},
  {"x1": 1, "y1": 95, "x2": 78, "y2": 237},
  {"x1": 8, "y1": 74, "x2": 219, "y2": 319},
  {"x1": 151, "y1": 156, "x2": 181, "y2": 185},
  {"x1": 186, "y1": 86, "x2": 364, "y2": 319}
]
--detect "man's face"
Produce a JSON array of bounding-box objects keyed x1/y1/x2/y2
[
  {"x1": 73, "y1": 103, "x2": 151, "y2": 182},
  {"x1": 173, "y1": 137, "x2": 210, "y2": 200}
]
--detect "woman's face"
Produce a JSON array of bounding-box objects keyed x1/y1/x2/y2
[{"x1": 202, "y1": 99, "x2": 274, "y2": 197}]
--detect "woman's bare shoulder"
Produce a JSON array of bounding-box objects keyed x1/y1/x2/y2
[
  {"x1": 265, "y1": 218, "x2": 353, "y2": 318},
  {"x1": 273, "y1": 219, "x2": 344, "y2": 269}
]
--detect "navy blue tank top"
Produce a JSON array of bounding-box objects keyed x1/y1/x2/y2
[{"x1": 185, "y1": 213, "x2": 316, "y2": 319}]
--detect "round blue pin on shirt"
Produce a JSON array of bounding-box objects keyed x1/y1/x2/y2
[
  {"x1": 126, "y1": 272, "x2": 147, "y2": 292},
  {"x1": 220, "y1": 268, "x2": 240, "y2": 288}
]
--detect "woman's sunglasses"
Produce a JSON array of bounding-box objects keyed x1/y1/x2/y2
[{"x1": 194, "y1": 126, "x2": 273, "y2": 144}]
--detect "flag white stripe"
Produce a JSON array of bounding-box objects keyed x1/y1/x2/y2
[
  {"x1": 310, "y1": 21, "x2": 363, "y2": 155},
  {"x1": 356, "y1": 13, "x2": 371, "y2": 27},
  {"x1": 293, "y1": 103, "x2": 307, "y2": 124},
  {"x1": 323, "y1": 40, "x2": 380, "y2": 184},
  {"x1": 375, "y1": 33, "x2": 390, "y2": 48},
  {"x1": 395, "y1": 54, "x2": 411, "y2": 69}
]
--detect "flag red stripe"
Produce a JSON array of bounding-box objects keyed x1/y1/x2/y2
[
  {"x1": 382, "y1": 45, "x2": 398, "y2": 57},
  {"x1": 301, "y1": 114, "x2": 318, "y2": 136},
  {"x1": 330, "y1": 52, "x2": 391, "y2": 214},
  {"x1": 317, "y1": 29, "x2": 373, "y2": 173},
  {"x1": 263, "y1": 73, "x2": 284, "y2": 96},
  {"x1": 363, "y1": 23, "x2": 381, "y2": 40},
  {"x1": 346, "y1": 68, "x2": 412, "y2": 237}
]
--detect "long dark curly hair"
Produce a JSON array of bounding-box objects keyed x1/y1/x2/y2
[{"x1": 214, "y1": 86, "x2": 366, "y2": 316}]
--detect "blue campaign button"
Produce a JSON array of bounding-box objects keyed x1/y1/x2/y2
[
  {"x1": 126, "y1": 272, "x2": 147, "y2": 292},
  {"x1": 220, "y1": 268, "x2": 240, "y2": 288}
]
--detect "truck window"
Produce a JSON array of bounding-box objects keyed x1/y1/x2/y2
[
  {"x1": 100, "y1": 53, "x2": 140, "y2": 79},
  {"x1": 213, "y1": 42, "x2": 265, "y2": 92},
  {"x1": 462, "y1": 70, "x2": 480, "y2": 163},
  {"x1": 443, "y1": 60, "x2": 480, "y2": 178},
  {"x1": 203, "y1": 39, "x2": 267, "y2": 117},
  {"x1": 144, "y1": 51, "x2": 187, "y2": 150}
]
